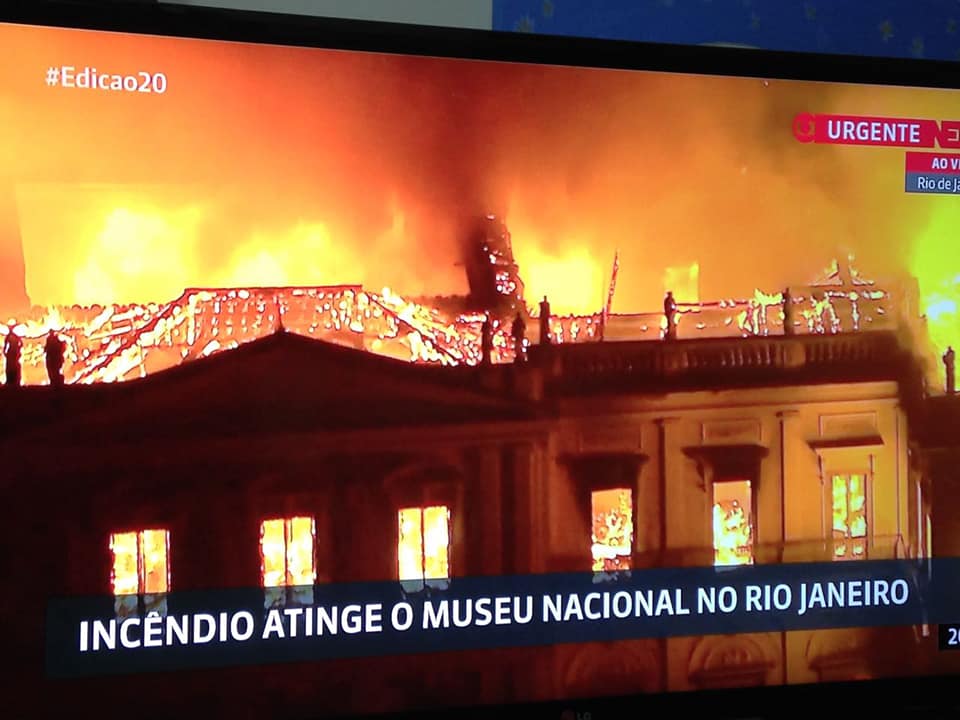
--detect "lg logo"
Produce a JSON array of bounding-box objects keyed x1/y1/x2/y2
[{"x1": 560, "y1": 711, "x2": 592, "y2": 720}]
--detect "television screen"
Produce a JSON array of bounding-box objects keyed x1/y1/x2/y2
[{"x1": 3, "y1": 4, "x2": 960, "y2": 718}]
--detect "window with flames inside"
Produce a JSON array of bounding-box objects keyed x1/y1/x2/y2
[
  {"x1": 398, "y1": 506, "x2": 450, "y2": 592},
  {"x1": 713, "y1": 480, "x2": 754, "y2": 566},
  {"x1": 832, "y1": 473, "x2": 867, "y2": 560},
  {"x1": 110, "y1": 529, "x2": 170, "y2": 618},
  {"x1": 260, "y1": 516, "x2": 317, "y2": 609},
  {"x1": 591, "y1": 488, "x2": 633, "y2": 572}
]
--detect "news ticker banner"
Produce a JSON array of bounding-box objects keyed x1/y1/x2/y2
[
  {"x1": 789, "y1": 113, "x2": 960, "y2": 196},
  {"x1": 45, "y1": 558, "x2": 960, "y2": 678},
  {"x1": 905, "y1": 152, "x2": 960, "y2": 195},
  {"x1": 792, "y1": 113, "x2": 960, "y2": 149}
]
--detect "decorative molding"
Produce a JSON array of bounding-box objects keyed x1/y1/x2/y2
[
  {"x1": 559, "y1": 451, "x2": 649, "y2": 491},
  {"x1": 818, "y1": 411, "x2": 878, "y2": 439},
  {"x1": 578, "y1": 428, "x2": 644, "y2": 453},
  {"x1": 701, "y1": 418, "x2": 762, "y2": 445},
  {"x1": 807, "y1": 435, "x2": 884, "y2": 451},
  {"x1": 682, "y1": 443, "x2": 769, "y2": 490},
  {"x1": 804, "y1": 628, "x2": 871, "y2": 667},
  {"x1": 654, "y1": 416, "x2": 682, "y2": 426},
  {"x1": 563, "y1": 642, "x2": 660, "y2": 695},
  {"x1": 688, "y1": 635, "x2": 774, "y2": 688},
  {"x1": 382, "y1": 459, "x2": 464, "y2": 508}
]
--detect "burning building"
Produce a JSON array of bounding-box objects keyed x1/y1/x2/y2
[
  {"x1": 462, "y1": 214, "x2": 526, "y2": 318},
  {"x1": 0, "y1": 226, "x2": 938, "y2": 394},
  {"x1": 2, "y1": 239, "x2": 957, "y2": 717},
  {"x1": 4, "y1": 17, "x2": 960, "y2": 717}
]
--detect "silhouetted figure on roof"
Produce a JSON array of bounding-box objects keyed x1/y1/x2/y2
[
  {"x1": 539, "y1": 296, "x2": 551, "y2": 345},
  {"x1": 663, "y1": 291, "x2": 678, "y2": 341},
  {"x1": 3, "y1": 325, "x2": 22, "y2": 387},
  {"x1": 511, "y1": 312, "x2": 526, "y2": 362},
  {"x1": 273, "y1": 294, "x2": 285, "y2": 333},
  {"x1": 782, "y1": 287, "x2": 795, "y2": 336},
  {"x1": 944, "y1": 346, "x2": 956, "y2": 395},
  {"x1": 45, "y1": 329, "x2": 66, "y2": 388},
  {"x1": 480, "y1": 314, "x2": 493, "y2": 366}
]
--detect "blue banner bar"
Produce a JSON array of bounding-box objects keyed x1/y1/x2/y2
[
  {"x1": 47, "y1": 558, "x2": 952, "y2": 678},
  {"x1": 905, "y1": 171, "x2": 960, "y2": 193}
]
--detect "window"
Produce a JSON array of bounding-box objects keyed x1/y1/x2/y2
[
  {"x1": 260, "y1": 516, "x2": 316, "y2": 609},
  {"x1": 713, "y1": 480, "x2": 753, "y2": 566},
  {"x1": 398, "y1": 506, "x2": 450, "y2": 592},
  {"x1": 832, "y1": 473, "x2": 867, "y2": 560},
  {"x1": 110, "y1": 528, "x2": 170, "y2": 618},
  {"x1": 590, "y1": 488, "x2": 633, "y2": 572}
]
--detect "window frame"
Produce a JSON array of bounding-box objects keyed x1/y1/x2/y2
[
  {"x1": 398, "y1": 503, "x2": 452, "y2": 593},
  {"x1": 710, "y1": 476, "x2": 756, "y2": 567},
  {"x1": 383, "y1": 465, "x2": 462, "y2": 593},
  {"x1": 589, "y1": 486, "x2": 636, "y2": 574},
  {"x1": 828, "y1": 469, "x2": 870, "y2": 561},
  {"x1": 109, "y1": 527, "x2": 171, "y2": 618},
  {"x1": 259, "y1": 514, "x2": 318, "y2": 609}
]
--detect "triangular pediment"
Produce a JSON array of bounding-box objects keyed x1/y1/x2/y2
[{"x1": 0, "y1": 330, "x2": 532, "y2": 445}]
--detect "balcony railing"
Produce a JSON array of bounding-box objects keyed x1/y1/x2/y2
[{"x1": 528, "y1": 331, "x2": 914, "y2": 395}]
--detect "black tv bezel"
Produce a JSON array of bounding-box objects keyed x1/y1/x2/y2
[
  {"x1": 3, "y1": 1, "x2": 960, "y2": 718},
  {"x1": 3, "y1": 0, "x2": 960, "y2": 89}
]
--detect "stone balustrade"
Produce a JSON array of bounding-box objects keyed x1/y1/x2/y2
[{"x1": 527, "y1": 331, "x2": 915, "y2": 395}]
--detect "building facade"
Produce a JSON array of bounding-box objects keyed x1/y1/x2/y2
[{"x1": 3, "y1": 309, "x2": 953, "y2": 716}]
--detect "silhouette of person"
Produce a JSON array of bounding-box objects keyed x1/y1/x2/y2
[
  {"x1": 663, "y1": 291, "x2": 678, "y2": 341},
  {"x1": 480, "y1": 314, "x2": 493, "y2": 366},
  {"x1": 539, "y1": 296, "x2": 551, "y2": 345},
  {"x1": 45, "y1": 329, "x2": 66, "y2": 388},
  {"x1": 511, "y1": 312, "x2": 526, "y2": 361},
  {"x1": 782, "y1": 287, "x2": 795, "y2": 336},
  {"x1": 3, "y1": 324, "x2": 22, "y2": 387},
  {"x1": 944, "y1": 346, "x2": 956, "y2": 395}
]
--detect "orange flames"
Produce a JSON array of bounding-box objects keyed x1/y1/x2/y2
[
  {"x1": 591, "y1": 488, "x2": 633, "y2": 572},
  {"x1": 260, "y1": 516, "x2": 317, "y2": 608},
  {"x1": 1, "y1": 284, "x2": 529, "y2": 385},
  {"x1": 0, "y1": 23, "x2": 954, "y2": 391},
  {"x1": 110, "y1": 528, "x2": 170, "y2": 617},
  {"x1": 713, "y1": 481, "x2": 753, "y2": 566},
  {"x1": 0, "y1": 254, "x2": 913, "y2": 387},
  {"x1": 399, "y1": 506, "x2": 451, "y2": 591},
  {"x1": 832, "y1": 474, "x2": 867, "y2": 560}
]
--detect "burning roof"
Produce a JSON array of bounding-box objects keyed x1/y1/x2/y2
[{"x1": 0, "y1": 250, "x2": 931, "y2": 388}]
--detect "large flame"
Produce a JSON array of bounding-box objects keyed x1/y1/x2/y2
[
  {"x1": 507, "y1": 215, "x2": 608, "y2": 316},
  {"x1": 911, "y1": 203, "x2": 960, "y2": 389},
  {"x1": 832, "y1": 474, "x2": 866, "y2": 560},
  {"x1": 260, "y1": 516, "x2": 316, "y2": 608},
  {"x1": 109, "y1": 528, "x2": 170, "y2": 617},
  {"x1": 0, "y1": 251, "x2": 916, "y2": 387},
  {"x1": 713, "y1": 481, "x2": 753, "y2": 566},
  {"x1": 399, "y1": 506, "x2": 451, "y2": 591},
  {"x1": 0, "y1": 23, "x2": 952, "y2": 386}
]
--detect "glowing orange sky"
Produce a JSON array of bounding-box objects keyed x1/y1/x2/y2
[{"x1": 1, "y1": 22, "x2": 959, "y2": 318}]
